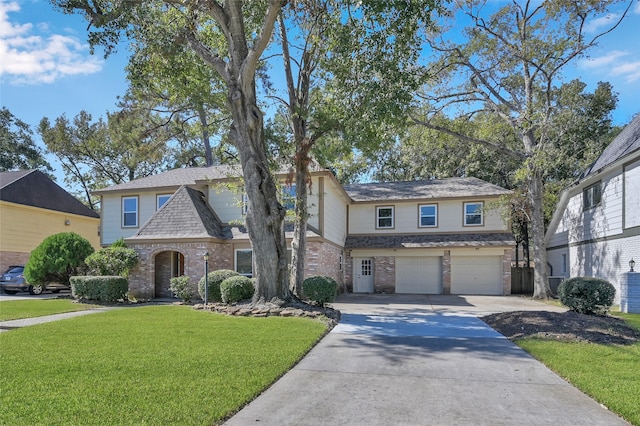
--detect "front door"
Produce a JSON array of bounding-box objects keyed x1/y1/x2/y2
[{"x1": 354, "y1": 258, "x2": 374, "y2": 293}]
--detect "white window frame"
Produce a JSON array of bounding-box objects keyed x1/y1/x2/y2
[
  {"x1": 235, "y1": 249, "x2": 253, "y2": 277},
  {"x1": 419, "y1": 204, "x2": 438, "y2": 228},
  {"x1": 122, "y1": 196, "x2": 138, "y2": 228},
  {"x1": 583, "y1": 181, "x2": 602, "y2": 210},
  {"x1": 242, "y1": 192, "x2": 249, "y2": 215},
  {"x1": 156, "y1": 194, "x2": 171, "y2": 210},
  {"x1": 463, "y1": 202, "x2": 484, "y2": 226},
  {"x1": 376, "y1": 206, "x2": 394, "y2": 229}
]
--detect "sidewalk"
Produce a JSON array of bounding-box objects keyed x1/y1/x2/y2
[
  {"x1": 224, "y1": 294, "x2": 627, "y2": 426},
  {"x1": 0, "y1": 308, "x2": 113, "y2": 333}
]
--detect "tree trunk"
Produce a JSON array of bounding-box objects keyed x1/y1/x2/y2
[
  {"x1": 197, "y1": 105, "x2": 213, "y2": 167},
  {"x1": 290, "y1": 141, "x2": 312, "y2": 296},
  {"x1": 227, "y1": 80, "x2": 290, "y2": 305},
  {"x1": 528, "y1": 167, "x2": 551, "y2": 299}
]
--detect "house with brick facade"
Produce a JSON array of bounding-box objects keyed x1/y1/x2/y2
[
  {"x1": 93, "y1": 164, "x2": 515, "y2": 299},
  {"x1": 546, "y1": 114, "x2": 640, "y2": 302}
]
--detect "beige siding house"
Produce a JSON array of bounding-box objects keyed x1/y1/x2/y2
[
  {"x1": 94, "y1": 166, "x2": 515, "y2": 299},
  {"x1": 0, "y1": 170, "x2": 100, "y2": 273}
]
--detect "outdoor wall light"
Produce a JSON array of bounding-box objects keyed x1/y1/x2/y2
[
  {"x1": 630, "y1": 258, "x2": 636, "y2": 272},
  {"x1": 64, "y1": 219, "x2": 71, "y2": 226},
  {"x1": 203, "y1": 251, "x2": 210, "y2": 305}
]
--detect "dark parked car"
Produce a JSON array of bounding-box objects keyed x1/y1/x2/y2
[{"x1": 0, "y1": 266, "x2": 68, "y2": 295}]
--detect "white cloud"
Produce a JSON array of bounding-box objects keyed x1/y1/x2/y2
[
  {"x1": 580, "y1": 50, "x2": 629, "y2": 69},
  {"x1": 0, "y1": 0, "x2": 103, "y2": 85},
  {"x1": 635, "y1": 0, "x2": 640, "y2": 15},
  {"x1": 579, "y1": 50, "x2": 640, "y2": 83},
  {"x1": 584, "y1": 13, "x2": 621, "y2": 33}
]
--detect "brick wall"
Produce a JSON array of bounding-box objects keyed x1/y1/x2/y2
[
  {"x1": 304, "y1": 241, "x2": 344, "y2": 288},
  {"x1": 442, "y1": 250, "x2": 451, "y2": 294},
  {"x1": 374, "y1": 257, "x2": 395, "y2": 293},
  {"x1": 127, "y1": 242, "x2": 233, "y2": 299},
  {"x1": 0, "y1": 251, "x2": 30, "y2": 273}
]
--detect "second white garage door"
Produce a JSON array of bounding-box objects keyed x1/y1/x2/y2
[
  {"x1": 450, "y1": 256, "x2": 502, "y2": 295},
  {"x1": 396, "y1": 257, "x2": 442, "y2": 294}
]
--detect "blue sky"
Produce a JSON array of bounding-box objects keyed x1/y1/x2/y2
[{"x1": 1, "y1": 0, "x2": 640, "y2": 188}]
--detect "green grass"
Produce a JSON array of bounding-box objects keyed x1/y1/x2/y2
[
  {"x1": 0, "y1": 299, "x2": 99, "y2": 321},
  {"x1": 517, "y1": 312, "x2": 640, "y2": 425},
  {"x1": 0, "y1": 305, "x2": 327, "y2": 425}
]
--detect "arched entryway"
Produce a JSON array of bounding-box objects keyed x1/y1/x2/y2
[{"x1": 154, "y1": 251, "x2": 185, "y2": 298}]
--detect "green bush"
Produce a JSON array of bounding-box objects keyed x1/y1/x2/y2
[
  {"x1": 220, "y1": 276, "x2": 255, "y2": 304},
  {"x1": 198, "y1": 269, "x2": 239, "y2": 303},
  {"x1": 85, "y1": 246, "x2": 139, "y2": 277},
  {"x1": 70, "y1": 276, "x2": 128, "y2": 302},
  {"x1": 302, "y1": 275, "x2": 338, "y2": 306},
  {"x1": 110, "y1": 238, "x2": 127, "y2": 248},
  {"x1": 24, "y1": 232, "x2": 95, "y2": 286},
  {"x1": 169, "y1": 275, "x2": 194, "y2": 303},
  {"x1": 557, "y1": 277, "x2": 616, "y2": 315}
]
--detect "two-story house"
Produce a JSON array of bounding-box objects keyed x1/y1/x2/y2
[
  {"x1": 93, "y1": 165, "x2": 515, "y2": 299},
  {"x1": 546, "y1": 114, "x2": 640, "y2": 301}
]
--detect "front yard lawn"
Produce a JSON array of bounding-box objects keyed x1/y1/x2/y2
[
  {"x1": 0, "y1": 305, "x2": 327, "y2": 425},
  {"x1": 0, "y1": 299, "x2": 99, "y2": 321},
  {"x1": 517, "y1": 312, "x2": 640, "y2": 425}
]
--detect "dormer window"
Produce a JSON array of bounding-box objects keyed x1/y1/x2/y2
[
  {"x1": 376, "y1": 206, "x2": 394, "y2": 229},
  {"x1": 583, "y1": 181, "x2": 602, "y2": 210}
]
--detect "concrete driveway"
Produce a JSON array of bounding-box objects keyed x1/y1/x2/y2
[{"x1": 225, "y1": 294, "x2": 627, "y2": 426}]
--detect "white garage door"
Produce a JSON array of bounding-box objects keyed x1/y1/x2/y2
[
  {"x1": 396, "y1": 257, "x2": 441, "y2": 294},
  {"x1": 451, "y1": 256, "x2": 502, "y2": 295}
]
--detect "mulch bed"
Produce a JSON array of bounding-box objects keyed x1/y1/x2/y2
[{"x1": 482, "y1": 310, "x2": 640, "y2": 345}]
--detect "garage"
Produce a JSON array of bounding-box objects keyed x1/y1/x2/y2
[
  {"x1": 450, "y1": 256, "x2": 502, "y2": 295},
  {"x1": 396, "y1": 256, "x2": 442, "y2": 293}
]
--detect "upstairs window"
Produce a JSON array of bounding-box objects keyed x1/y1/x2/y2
[
  {"x1": 583, "y1": 182, "x2": 602, "y2": 210},
  {"x1": 281, "y1": 184, "x2": 296, "y2": 210},
  {"x1": 157, "y1": 194, "x2": 171, "y2": 210},
  {"x1": 376, "y1": 206, "x2": 394, "y2": 229},
  {"x1": 122, "y1": 196, "x2": 138, "y2": 228},
  {"x1": 419, "y1": 204, "x2": 438, "y2": 227},
  {"x1": 464, "y1": 202, "x2": 483, "y2": 226}
]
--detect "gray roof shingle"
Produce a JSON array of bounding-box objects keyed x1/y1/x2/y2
[
  {"x1": 345, "y1": 233, "x2": 515, "y2": 249},
  {"x1": 128, "y1": 185, "x2": 230, "y2": 240},
  {"x1": 93, "y1": 165, "x2": 242, "y2": 194},
  {"x1": 343, "y1": 177, "x2": 511, "y2": 202},
  {"x1": 0, "y1": 170, "x2": 100, "y2": 218},
  {"x1": 583, "y1": 114, "x2": 640, "y2": 178}
]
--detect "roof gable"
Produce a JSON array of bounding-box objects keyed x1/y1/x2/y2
[
  {"x1": 343, "y1": 177, "x2": 511, "y2": 202},
  {"x1": 0, "y1": 170, "x2": 99, "y2": 218},
  {"x1": 128, "y1": 185, "x2": 231, "y2": 240},
  {"x1": 583, "y1": 114, "x2": 640, "y2": 178}
]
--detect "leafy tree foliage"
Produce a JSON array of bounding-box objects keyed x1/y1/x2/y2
[
  {"x1": 85, "y1": 246, "x2": 139, "y2": 277},
  {"x1": 0, "y1": 107, "x2": 51, "y2": 173},
  {"x1": 411, "y1": 0, "x2": 632, "y2": 298},
  {"x1": 39, "y1": 106, "x2": 173, "y2": 209},
  {"x1": 24, "y1": 232, "x2": 95, "y2": 286}
]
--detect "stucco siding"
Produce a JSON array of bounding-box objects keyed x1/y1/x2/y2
[
  {"x1": 625, "y1": 159, "x2": 640, "y2": 229},
  {"x1": 348, "y1": 198, "x2": 507, "y2": 234},
  {"x1": 0, "y1": 201, "x2": 100, "y2": 272}
]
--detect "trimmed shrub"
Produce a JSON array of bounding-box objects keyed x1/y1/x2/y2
[
  {"x1": 220, "y1": 276, "x2": 255, "y2": 304},
  {"x1": 24, "y1": 232, "x2": 95, "y2": 286},
  {"x1": 110, "y1": 238, "x2": 128, "y2": 248},
  {"x1": 198, "y1": 269, "x2": 239, "y2": 303},
  {"x1": 557, "y1": 277, "x2": 616, "y2": 315},
  {"x1": 169, "y1": 275, "x2": 194, "y2": 303},
  {"x1": 70, "y1": 276, "x2": 128, "y2": 302},
  {"x1": 85, "y1": 246, "x2": 139, "y2": 277},
  {"x1": 302, "y1": 275, "x2": 338, "y2": 306}
]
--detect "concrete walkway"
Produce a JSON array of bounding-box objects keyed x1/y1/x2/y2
[
  {"x1": 225, "y1": 294, "x2": 628, "y2": 426},
  {"x1": 0, "y1": 307, "x2": 114, "y2": 332}
]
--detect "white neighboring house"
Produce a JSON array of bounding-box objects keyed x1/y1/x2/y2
[{"x1": 546, "y1": 114, "x2": 640, "y2": 301}]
